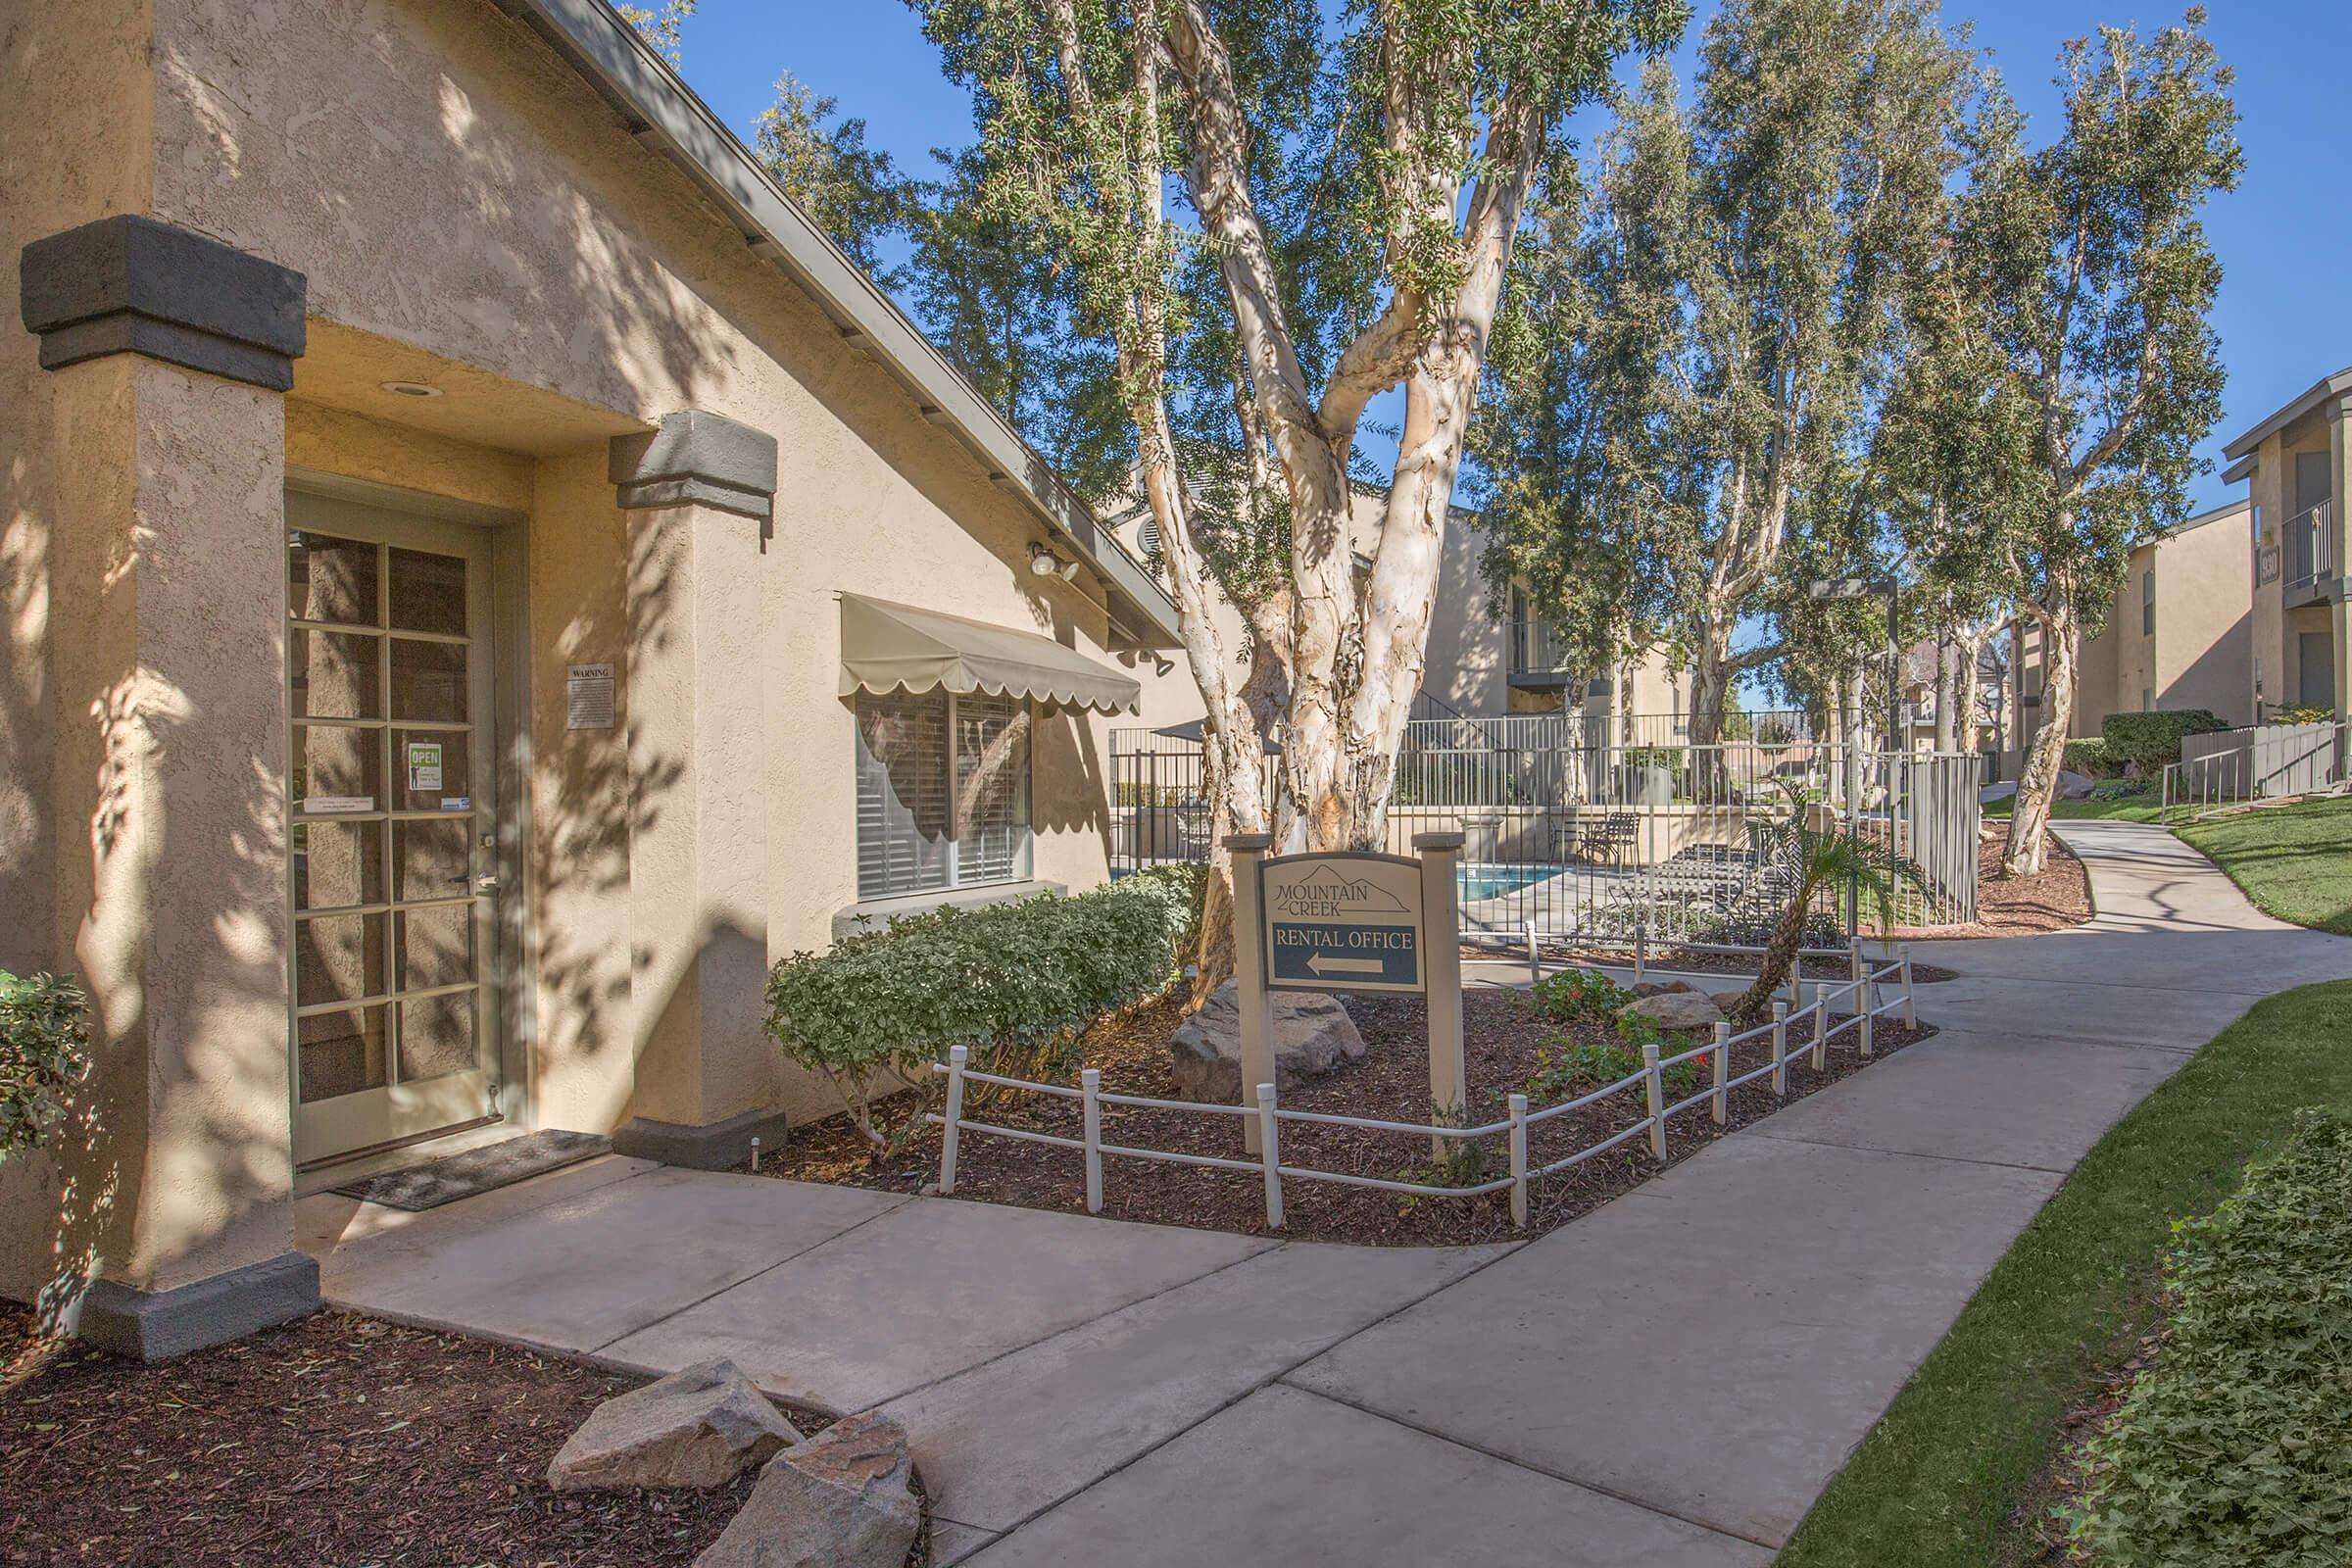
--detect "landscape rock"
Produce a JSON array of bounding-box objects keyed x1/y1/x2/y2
[
  {"x1": 1617, "y1": 989, "x2": 1726, "y2": 1033},
  {"x1": 548, "y1": 1358, "x2": 803, "y2": 1492},
  {"x1": 2057, "y1": 768, "x2": 2096, "y2": 800},
  {"x1": 1629, "y1": 980, "x2": 1700, "y2": 999},
  {"x1": 694, "y1": 1410, "x2": 919, "y2": 1568},
  {"x1": 1169, "y1": 980, "x2": 1366, "y2": 1103}
]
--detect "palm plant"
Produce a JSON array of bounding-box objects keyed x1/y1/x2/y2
[{"x1": 1731, "y1": 793, "x2": 1922, "y2": 1023}]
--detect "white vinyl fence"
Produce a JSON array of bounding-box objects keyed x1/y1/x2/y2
[{"x1": 929, "y1": 948, "x2": 1918, "y2": 1230}]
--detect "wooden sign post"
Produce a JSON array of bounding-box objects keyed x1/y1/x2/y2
[
  {"x1": 1413, "y1": 831, "x2": 1466, "y2": 1158},
  {"x1": 1224, "y1": 834, "x2": 1276, "y2": 1154}
]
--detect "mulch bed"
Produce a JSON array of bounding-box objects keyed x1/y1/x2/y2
[
  {"x1": 1898, "y1": 824, "x2": 2093, "y2": 940},
  {"x1": 765, "y1": 988, "x2": 1936, "y2": 1248},
  {"x1": 0, "y1": 1306, "x2": 926, "y2": 1568}
]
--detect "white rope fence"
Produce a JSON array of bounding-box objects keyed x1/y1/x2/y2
[{"x1": 930, "y1": 948, "x2": 1919, "y2": 1231}]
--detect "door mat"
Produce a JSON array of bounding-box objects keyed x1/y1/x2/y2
[{"x1": 329, "y1": 1129, "x2": 612, "y2": 1211}]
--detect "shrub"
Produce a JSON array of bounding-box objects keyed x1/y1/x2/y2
[
  {"x1": 2099, "y1": 710, "x2": 2229, "y2": 775},
  {"x1": 2061, "y1": 1107, "x2": 2352, "y2": 1568},
  {"x1": 1530, "y1": 966, "x2": 1634, "y2": 1023},
  {"x1": 1689, "y1": 908, "x2": 1844, "y2": 951},
  {"x1": 2063, "y1": 737, "x2": 2122, "y2": 778},
  {"x1": 1, "y1": 971, "x2": 90, "y2": 1161},
  {"x1": 1121, "y1": 862, "x2": 1206, "y2": 972},
  {"x1": 1625, "y1": 746, "x2": 1685, "y2": 774},
  {"x1": 2266, "y1": 705, "x2": 2335, "y2": 726},
  {"x1": 764, "y1": 882, "x2": 1178, "y2": 1153}
]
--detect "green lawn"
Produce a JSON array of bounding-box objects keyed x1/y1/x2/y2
[
  {"x1": 1983, "y1": 792, "x2": 2166, "y2": 822},
  {"x1": 2176, "y1": 795, "x2": 2352, "y2": 936},
  {"x1": 1777, "y1": 980, "x2": 2352, "y2": 1568}
]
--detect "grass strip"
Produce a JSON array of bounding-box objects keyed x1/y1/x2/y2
[
  {"x1": 2176, "y1": 795, "x2": 2352, "y2": 935},
  {"x1": 1777, "y1": 980, "x2": 2352, "y2": 1568}
]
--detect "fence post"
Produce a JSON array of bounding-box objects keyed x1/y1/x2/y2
[
  {"x1": 940, "y1": 1045, "x2": 968, "y2": 1195},
  {"x1": 1080, "y1": 1067, "x2": 1103, "y2": 1215},
  {"x1": 1642, "y1": 1042, "x2": 1668, "y2": 1160},
  {"x1": 1226, "y1": 833, "x2": 1274, "y2": 1154},
  {"x1": 1634, "y1": 924, "x2": 1647, "y2": 984},
  {"x1": 1771, "y1": 1002, "x2": 1789, "y2": 1096},
  {"x1": 1508, "y1": 1092, "x2": 1530, "y2": 1229},
  {"x1": 1900, "y1": 945, "x2": 1916, "y2": 1029},
  {"x1": 1849, "y1": 939, "x2": 1863, "y2": 988},
  {"x1": 1859, "y1": 983, "x2": 1875, "y2": 1058},
  {"x1": 1710, "y1": 1020, "x2": 1730, "y2": 1125},
  {"x1": 1785, "y1": 957, "x2": 1801, "y2": 1015},
  {"x1": 1811, "y1": 983, "x2": 1829, "y2": 1071},
  {"x1": 1255, "y1": 1081, "x2": 1285, "y2": 1231},
  {"x1": 1526, "y1": 919, "x2": 1540, "y2": 989}
]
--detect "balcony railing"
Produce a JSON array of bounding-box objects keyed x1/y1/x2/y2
[{"x1": 2286, "y1": 500, "x2": 2335, "y2": 588}]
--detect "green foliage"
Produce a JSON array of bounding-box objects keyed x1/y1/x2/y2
[
  {"x1": 764, "y1": 883, "x2": 1179, "y2": 1152},
  {"x1": 2099, "y1": 710, "x2": 2228, "y2": 774},
  {"x1": 0, "y1": 972, "x2": 90, "y2": 1161},
  {"x1": 615, "y1": 0, "x2": 694, "y2": 65},
  {"x1": 1624, "y1": 746, "x2": 1684, "y2": 774},
  {"x1": 1613, "y1": 1011, "x2": 1705, "y2": 1096},
  {"x1": 1531, "y1": 966, "x2": 1635, "y2": 1023},
  {"x1": 1689, "y1": 907, "x2": 1843, "y2": 951},
  {"x1": 2059, "y1": 1108, "x2": 2352, "y2": 1568},
  {"x1": 1470, "y1": 0, "x2": 1980, "y2": 737},
  {"x1": 2063, "y1": 737, "x2": 2121, "y2": 779},
  {"x1": 1123, "y1": 862, "x2": 1208, "y2": 972},
  {"x1": 2266, "y1": 706, "x2": 2335, "y2": 726},
  {"x1": 1526, "y1": 1036, "x2": 1643, "y2": 1102},
  {"x1": 752, "y1": 73, "x2": 910, "y2": 281}
]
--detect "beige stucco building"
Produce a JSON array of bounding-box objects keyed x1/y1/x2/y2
[
  {"x1": 2222, "y1": 368, "x2": 2350, "y2": 719},
  {"x1": 0, "y1": 0, "x2": 1187, "y2": 1354},
  {"x1": 1999, "y1": 499, "x2": 2255, "y2": 765}
]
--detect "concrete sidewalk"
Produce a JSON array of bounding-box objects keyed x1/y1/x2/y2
[{"x1": 298, "y1": 819, "x2": 2348, "y2": 1565}]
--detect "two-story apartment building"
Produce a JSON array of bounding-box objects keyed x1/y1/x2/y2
[
  {"x1": 2222, "y1": 367, "x2": 2350, "y2": 718},
  {"x1": 1998, "y1": 499, "x2": 2256, "y2": 768}
]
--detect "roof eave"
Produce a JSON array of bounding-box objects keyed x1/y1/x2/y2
[
  {"x1": 493, "y1": 0, "x2": 1183, "y2": 651},
  {"x1": 2221, "y1": 368, "x2": 2352, "y2": 462}
]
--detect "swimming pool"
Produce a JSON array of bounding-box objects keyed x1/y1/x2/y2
[{"x1": 1457, "y1": 863, "x2": 1561, "y2": 902}]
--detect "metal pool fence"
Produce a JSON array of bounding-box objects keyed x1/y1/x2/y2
[
  {"x1": 1111, "y1": 719, "x2": 1982, "y2": 935},
  {"x1": 931, "y1": 948, "x2": 1918, "y2": 1229}
]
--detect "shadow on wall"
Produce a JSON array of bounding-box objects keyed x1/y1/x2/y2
[{"x1": 5, "y1": 0, "x2": 770, "y2": 1316}]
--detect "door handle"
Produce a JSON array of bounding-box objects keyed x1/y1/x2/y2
[{"x1": 473, "y1": 873, "x2": 503, "y2": 895}]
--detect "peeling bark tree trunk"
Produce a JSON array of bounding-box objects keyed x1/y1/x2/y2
[
  {"x1": 1934, "y1": 637, "x2": 1958, "y2": 754},
  {"x1": 2003, "y1": 598, "x2": 2076, "y2": 877}
]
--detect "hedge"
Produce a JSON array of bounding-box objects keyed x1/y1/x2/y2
[
  {"x1": 2098, "y1": 710, "x2": 2229, "y2": 774},
  {"x1": 2063, "y1": 737, "x2": 2121, "y2": 779},
  {"x1": 2060, "y1": 1107, "x2": 2352, "y2": 1567},
  {"x1": 764, "y1": 879, "x2": 1184, "y2": 1151},
  {"x1": 1, "y1": 971, "x2": 89, "y2": 1162}
]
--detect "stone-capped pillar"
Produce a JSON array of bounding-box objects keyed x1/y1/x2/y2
[
  {"x1": 609, "y1": 412, "x2": 785, "y2": 1168},
  {"x1": 17, "y1": 216, "x2": 318, "y2": 1357}
]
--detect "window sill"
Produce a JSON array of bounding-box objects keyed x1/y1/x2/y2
[{"x1": 831, "y1": 879, "x2": 1064, "y2": 941}]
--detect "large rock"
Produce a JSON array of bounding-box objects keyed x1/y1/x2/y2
[
  {"x1": 695, "y1": 1410, "x2": 920, "y2": 1568},
  {"x1": 2057, "y1": 768, "x2": 2096, "y2": 800},
  {"x1": 548, "y1": 1358, "x2": 803, "y2": 1492},
  {"x1": 1617, "y1": 989, "x2": 1725, "y2": 1034},
  {"x1": 1168, "y1": 980, "x2": 1366, "y2": 1103}
]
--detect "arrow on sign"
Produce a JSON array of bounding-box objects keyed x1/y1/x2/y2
[{"x1": 1307, "y1": 954, "x2": 1385, "y2": 976}]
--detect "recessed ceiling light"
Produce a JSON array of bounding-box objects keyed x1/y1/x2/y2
[{"x1": 379, "y1": 379, "x2": 442, "y2": 398}]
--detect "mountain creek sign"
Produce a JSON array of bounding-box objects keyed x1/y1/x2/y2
[{"x1": 1260, "y1": 853, "x2": 1427, "y2": 995}]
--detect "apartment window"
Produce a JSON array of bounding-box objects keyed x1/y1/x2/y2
[
  {"x1": 854, "y1": 690, "x2": 1032, "y2": 899},
  {"x1": 2141, "y1": 568, "x2": 2155, "y2": 636}
]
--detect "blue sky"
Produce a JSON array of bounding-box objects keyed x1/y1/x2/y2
[{"x1": 673, "y1": 1, "x2": 2350, "y2": 516}]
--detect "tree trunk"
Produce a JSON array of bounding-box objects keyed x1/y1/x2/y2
[
  {"x1": 2003, "y1": 599, "x2": 2077, "y2": 877},
  {"x1": 1955, "y1": 629, "x2": 1983, "y2": 756},
  {"x1": 1734, "y1": 867, "x2": 1821, "y2": 1022},
  {"x1": 1934, "y1": 636, "x2": 1958, "y2": 753}
]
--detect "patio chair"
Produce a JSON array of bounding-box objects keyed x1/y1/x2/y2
[{"x1": 1576, "y1": 811, "x2": 1640, "y2": 865}]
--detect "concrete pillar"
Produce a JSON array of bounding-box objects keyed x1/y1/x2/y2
[
  {"x1": 609, "y1": 412, "x2": 787, "y2": 1169},
  {"x1": 14, "y1": 216, "x2": 318, "y2": 1357}
]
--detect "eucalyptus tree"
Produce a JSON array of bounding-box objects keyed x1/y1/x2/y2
[
  {"x1": 752, "y1": 73, "x2": 912, "y2": 281},
  {"x1": 909, "y1": 0, "x2": 1687, "y2": 885},
  {"x1": 1952, "y1": 11, "x2": 2239, "y2": 875},
  {"x1": 1476, "y1": 0, "x2": 1976, "y2": 757}
]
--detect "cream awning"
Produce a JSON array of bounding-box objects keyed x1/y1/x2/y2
[{"x1": 837, "y1": 593, "x2": 1142, "y2": 715}]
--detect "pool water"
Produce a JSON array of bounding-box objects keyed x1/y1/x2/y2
[{"x1": 1458, "y1": 864, "x2": 1559, "y2": 901}]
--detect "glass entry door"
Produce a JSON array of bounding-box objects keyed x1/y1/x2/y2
[{"x1": 285, "y1": 494, "x2": 504, "y2": 1166}]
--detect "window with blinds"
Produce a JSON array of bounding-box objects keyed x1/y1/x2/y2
[{"x1": 855, "y1": 689, "x2": 1032, "y2": 899}]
